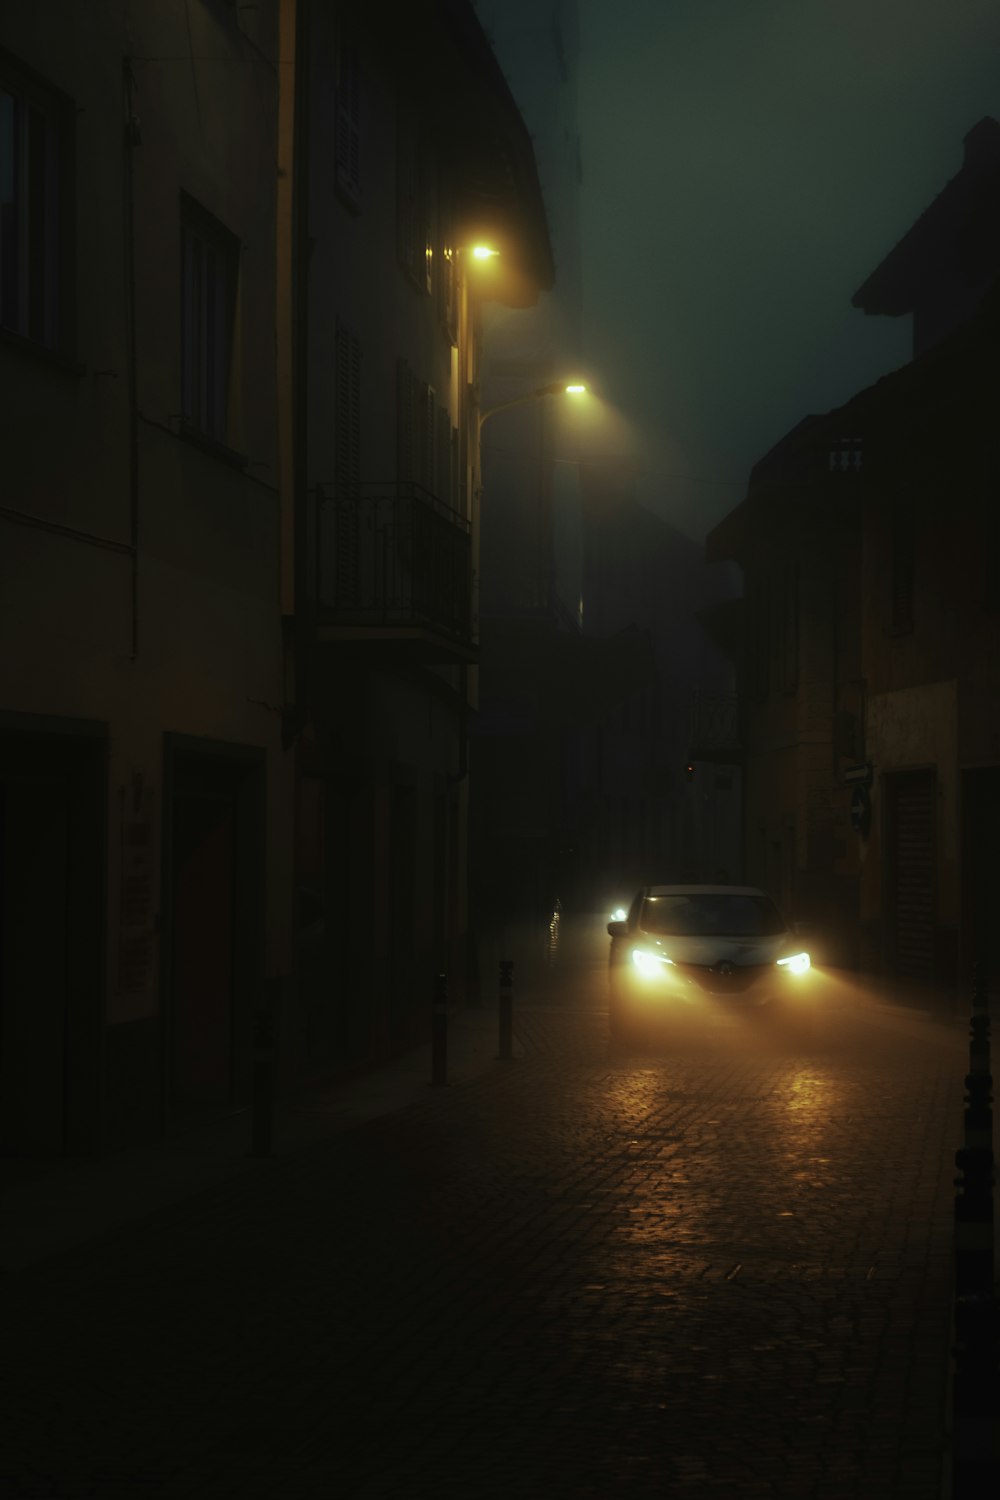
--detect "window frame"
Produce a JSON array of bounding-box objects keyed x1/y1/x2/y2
[
  {"x1": 0, "y1": 45, "x2": 76, "y2": 360},
  {"x1": 179, "y1": 191, "x2": 240, "y2": 451}
]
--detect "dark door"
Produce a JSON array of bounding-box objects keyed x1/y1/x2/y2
[
  {"x1": 0, "y1": 724, "x2": 104, "y2": 1157},
  {"x1": 171, "y1": 787, "x2": 236, "y2": 1112},
  {"x1": 165, "y1": 741, "x2": 264, "y2": 1119},
  {"x1": 0, "y1": 771, "x2": 70, "y2": 1155}
]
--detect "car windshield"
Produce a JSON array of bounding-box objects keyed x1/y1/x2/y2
[{"x1": 640, "y1": 893, "x2": 786, "y2": 938}]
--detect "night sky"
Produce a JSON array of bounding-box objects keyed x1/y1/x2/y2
[{"x1": 573, "y1": 0, "x2": 1000, "y2": 541}]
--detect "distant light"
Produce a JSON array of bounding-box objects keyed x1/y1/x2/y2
[
  {"x1": 472, "y1": 245, "x2": 499, "y2": 260},
  {"x1": 565, "y1": 383, "x2": 587, "y2": 394}
]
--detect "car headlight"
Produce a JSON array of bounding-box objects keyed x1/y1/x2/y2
[
  {"x1": 776, "y1": 951, "x2": 811, "y2": 975},
  {"x1": 631, "y1": 947, "x2": 674, "y2": 978},
  {"x1": 611, "y1": 907, "x2": 627, "y2": 922}
]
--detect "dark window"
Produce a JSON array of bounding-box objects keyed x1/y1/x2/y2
[
  {"x1": 439, "y1": 242, "x2": 457, "y2": 344},
  {"x1": 336, "y1": 25, "x2": 361, "y2": 210},
  {"x1": 396, "y1": 357, "x2": 436, "y2": 492},
  {"x1": 180, "y1": 195, "x2": 239, "y2": 445},
  {"x1": 0, "y1": 51, "x2": 73, "y2": 352}
]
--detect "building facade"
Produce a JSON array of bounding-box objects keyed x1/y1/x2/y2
[
  {"x1": 709, "y1": 119, "x2": 1000, "y2": 1000},
  {"x1": 1, "y1": 1, "x2": 290, "y2": 1153},
  {"x1": 279, "y1": 0, "x2": 553, "y2": 1069},
  {"x1": 0, "y1": 0, "x2": 551, "y2": 1155}
]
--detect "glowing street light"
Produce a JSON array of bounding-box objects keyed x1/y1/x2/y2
[{"x1": 478, "y1": 380, "x2": 589, "y2": 435}]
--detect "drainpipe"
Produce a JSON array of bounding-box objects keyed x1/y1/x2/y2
[
  {"x1": 283, "y1": 0, "x2": 311, "y2": 749},
  {"x1": 123, "y1": 59, "x2": 141, "y2": 659}
]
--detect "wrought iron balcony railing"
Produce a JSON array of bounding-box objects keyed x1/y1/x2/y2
[{"x1": 314, "y1": 482, "x2": 473, "y2": 651}]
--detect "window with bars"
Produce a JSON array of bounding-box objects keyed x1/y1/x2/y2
[
  {"x1": 335, "y1": 24, "x2": 361, "y2": 210},
  {"x1": 180, "y1": 194, "x2": 239, "y2": 446},
  {"x1": 0, "y1": 51, "x2": 73, "y2": 353}
]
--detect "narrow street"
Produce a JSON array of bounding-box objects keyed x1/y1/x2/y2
[{"x1": 1, "y1": 918, "x2": 969, "y2": 1498}]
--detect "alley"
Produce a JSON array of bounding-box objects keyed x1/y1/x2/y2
[{"x1": 1, "y1": 929, "x2": 968, "y2": 1499}]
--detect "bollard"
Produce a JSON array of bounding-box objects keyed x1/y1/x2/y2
[
  {"x1": 498, "y1": 959, "x2": 513, "y2": 1061},
  {"x1": 431, "y1": 972, "x2": 448, "y2": 1086},
  {"x1": 251, "y1": 978, "x2": 281, "y2": 1158},
  {"x1": 951, "y1": 957, "x2": 998, "y2": 1498}
]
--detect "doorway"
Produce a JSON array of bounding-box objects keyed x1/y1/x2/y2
[
  {"x1": 0, "y1": 720, "x2": 105, "y2": 1156},
  {"x1": 163, "y1": 738, "x2": 264, "y2": 1120}
]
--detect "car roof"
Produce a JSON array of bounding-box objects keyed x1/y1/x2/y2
[{"x1": 644, "y1": 884, "x2": 771, "y2": 898}]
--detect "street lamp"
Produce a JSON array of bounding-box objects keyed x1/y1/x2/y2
[{"x1": 477, "y1": 381, "x2": 588, "y2": 436}]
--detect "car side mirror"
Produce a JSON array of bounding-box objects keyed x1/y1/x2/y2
[{"x1": 607, "y1": 920, "x2": 628, "y2": 938}]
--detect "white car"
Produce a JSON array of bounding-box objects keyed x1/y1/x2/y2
[{"x1": 607, "y1": 883, "x2": 812, "y2": 1041}]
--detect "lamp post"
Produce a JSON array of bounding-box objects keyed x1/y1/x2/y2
[{"x1": 478, "y1": 381, "x2": 588, "y2": 437}]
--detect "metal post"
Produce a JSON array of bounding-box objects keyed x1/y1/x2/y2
[
  {"x1": 498, "y1": 959, "x2": 513, "y2": 1061},
  {"x1": 431, "y1": 972, "x2": 448, "y2": 1086},
  {"x1": 951, "y1": 957, "x2": 997, "y2": 1497},
  {"x1": 251, "y1": 977, "x2": 281, "y2": 1158}
]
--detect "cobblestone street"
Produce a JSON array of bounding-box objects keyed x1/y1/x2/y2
[{"x1": 0, "y1": 928, "x2": 972, "y2": 1498}]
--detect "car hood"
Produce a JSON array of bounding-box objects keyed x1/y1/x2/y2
[{"x1": 635, "y1": 933, "x2": 792, "y2": 966}]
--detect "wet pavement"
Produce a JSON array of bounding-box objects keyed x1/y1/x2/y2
[{"x1": 0, "y1": 914, "x2": 989, "y2": 1497}]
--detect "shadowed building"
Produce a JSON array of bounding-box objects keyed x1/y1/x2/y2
[
  {"x1": 1, "y1": 2, "x2": 289, "y2": 1152},
  {"x1": 278, "y1": 0, "x2": 553, "y2": 1069},
  {"x1": 709, "y1": 118, "x2": 1000, "y2": 1002},
  {"x1": 0, "y1": 0, "x2": 551, "y2": 1153}
]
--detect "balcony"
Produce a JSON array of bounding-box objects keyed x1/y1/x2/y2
[{"x1": 314, "y1": 482, "x2": 475, "y2": 663}]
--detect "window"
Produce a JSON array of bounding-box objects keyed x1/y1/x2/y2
[
  {"x1": 180, "y1": 194, "x2": 239, "y2": 446},
  {"x1": 0, "y1": 50, "x2": 73, "y2": 353},
  {"x1": 396, "y1": 357, "x2": 436, "y2": 493}
]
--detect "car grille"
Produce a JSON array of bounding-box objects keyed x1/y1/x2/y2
[{"x1": 676, "y1": 962, "x2": 770, "y2": 994}]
